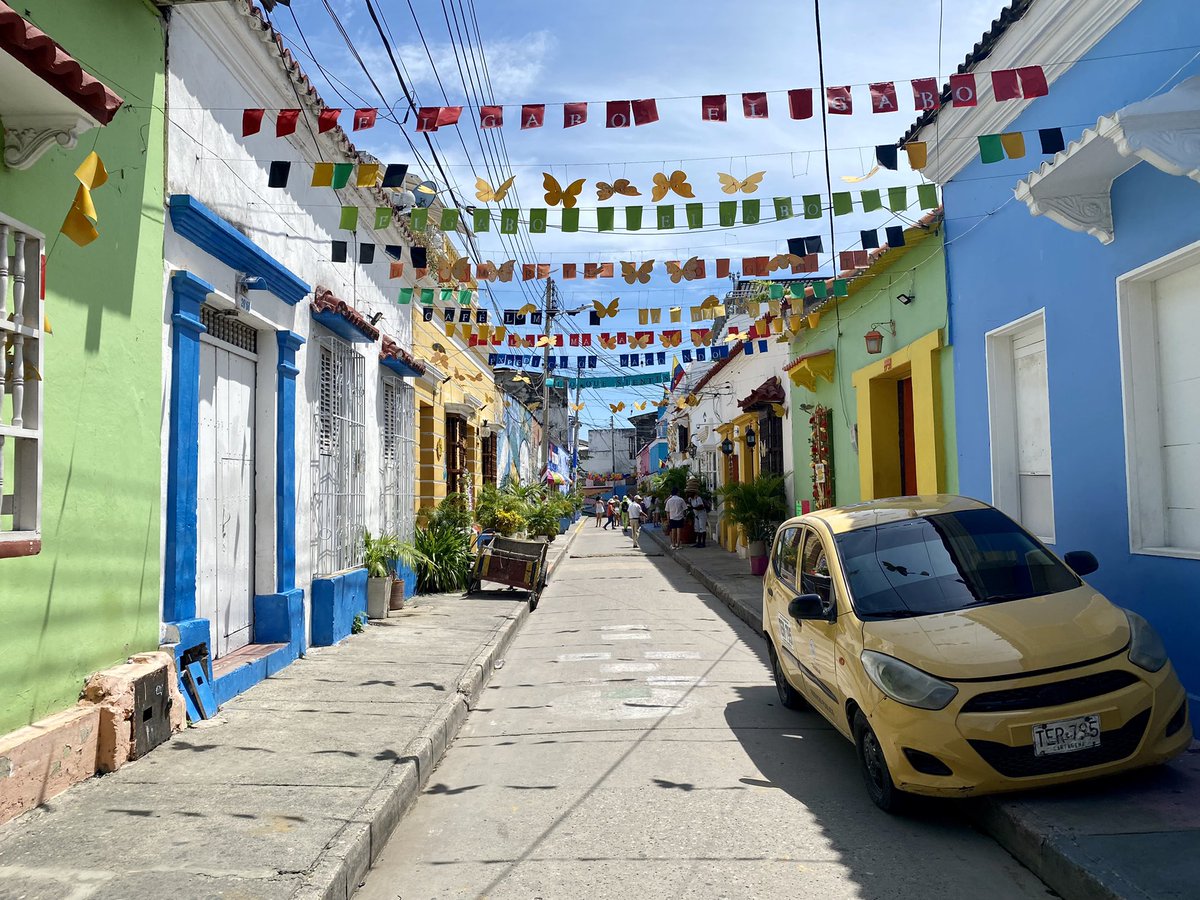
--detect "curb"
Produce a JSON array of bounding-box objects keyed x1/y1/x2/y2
[
  {"x1": 645, "y1": 528, "x2": 764, "y2": 634},
  {"x1": 294, "y1": 517, "x2": 585, "y2": 900},
  {"x1": 645, "y1": 529, "x2": 1118, "y2": 899}
]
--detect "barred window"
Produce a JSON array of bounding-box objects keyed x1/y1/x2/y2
[{"x1": 312, "y1": 336, "x2": 364, "y2": 573}]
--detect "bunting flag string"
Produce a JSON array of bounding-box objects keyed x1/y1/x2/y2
[
  {"x1": 238, "y1": 67, "x2": 1048, "y2": 137},
  {"x1": 60, "y1": 151, "x2": 109, "y2": 247}
]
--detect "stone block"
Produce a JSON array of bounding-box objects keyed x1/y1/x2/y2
[
  {"x1": 0, "y1": 704, "x2": 100, "y2": 825},
  {"x1": 83, "y1": 651, "x2": 185, "y2": 772}
]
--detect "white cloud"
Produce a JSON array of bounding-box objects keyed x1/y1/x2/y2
[{"x1": 392, "y1": 30, "x2": 557, "y2": 100}]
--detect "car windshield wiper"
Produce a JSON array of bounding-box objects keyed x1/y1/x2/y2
[
  {"x1": 859, "y1": 608, "x2": 924, "y2": 619},
  {"x1": 959, "y1": 594, "x2": 1032, "y2": 607}
]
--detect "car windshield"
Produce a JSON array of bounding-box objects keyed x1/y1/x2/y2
[{"x1": 834, "y1": 507, "x2": 1081, "y2": 620}]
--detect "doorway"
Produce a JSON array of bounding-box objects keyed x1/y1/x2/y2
[{"x1": 898, "y1": 377, "x2": 917, "y2": 495}]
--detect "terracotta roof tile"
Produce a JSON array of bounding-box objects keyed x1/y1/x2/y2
[
  {"x1": 311, "y1": 287, "x2": 380, "y2": 341},
  {"x1": 380, "y1": 335, "x2": 426, "y2": 374}
]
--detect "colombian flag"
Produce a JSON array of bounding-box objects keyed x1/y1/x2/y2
[{"x1": 670, "y1": 354, "x2": 684, "y2": 391}]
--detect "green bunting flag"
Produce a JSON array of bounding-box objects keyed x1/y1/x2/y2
[
  {"x1": 812, "y1": 280, "x2": 827, "y2": 299},
  {"x1": 529, "y1": 208, "x2": 547, "y2": 233},
  {"x1": 398, "y1": 287, "x2": 414, "y2": 304},
  {"x1": 978, "y1": 134, "x2": 1005, "y2": 164},
  {"x1": 789, "y1": 283, "x2": 806, "y2": 299},
  {"x1": 742, "y1": 199, "x2": 760, "y2": 224},
  {"x1": 773, "y1": 197, "x2": 793, "y2": 220},
  {"x1": 561, "y1": 207, "x2": 580, "y2": 232},
  {"x1": 833, "y1": 279, "x2": 849, "y2": 298},
  {"x1": 474, "y1": 208, "x2": 491, "y2": 232},
  {"x1": 597, "y1": 207, "x2": 614, "y2": 232},
  {"x1": 440, "y1": 208, "x2": 459, "y2": 230},
  {"x1": 420, "y1": 288, "x2": 434, "y2": 304},
  {"x1": 802, "y1": 194, "x2": 822, "y2": 219},
  {"x1": 500, "y1": 208, "x2": 519, "y2": 233},
  {"x1": 917, "y1": 183, "x2": 939, "y2": 210},
  {"x1": 409, "y1": 207, "x2": 428, "y2": 230},
  {"x1": 860, "y1": 189, "x2": 882, "y2": 212},
  {"x1": 656, "y1": 205, "x2": 675, "y2": 229},
  {"x1": 339, "y1": 206, "x2": 358, "y2": 230},
  {"x1": 719, "y1": 200, "x2": 737, "y2": 227},
  {"x1": 832, "y1": 192, "x2": 853, "y2": 216},
  {"x1": 374, "y1": 207, "x2": 391, "y2": 230},
  {"x1": 458, "y1": 289, "x2": 472, "y2": 305},
  {"x1": 769, "y1": 283, "x2": 784, "y2": 299},
  {"x1": 888, "y1": 186, "x2": 908, "y2": 212},
  {"x1": 686, "y1": 202, "x2": 703, "y2": 229},
  {"x1": 331, "y1": 163, "x2": 354, "y2": 189},
  {"x1": 440, "y1": 289, "x2": 454, "y2": 304},
  {"x1": 626, "y1": 206, "x2": 643, "y2": 231}
]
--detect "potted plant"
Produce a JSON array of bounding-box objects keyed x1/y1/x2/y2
[
  {"x1": 718, "y1": 473, "x2": 789, "y2": 575},
  {"x1": 526, "y1": 501, "x2": 560, "y2": 542},
  {"x1": 363, "y1": 530, "x2": 401, "y2": 618},
  {"x1": 401, "y1": 520, "x2": 473, "y2": 594}
]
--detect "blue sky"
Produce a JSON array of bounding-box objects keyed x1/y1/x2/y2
[{"x1": 276, "y1": 0, "x2": 1003, "y2": 434}]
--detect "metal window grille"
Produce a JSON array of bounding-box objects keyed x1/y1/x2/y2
[
  {"x1": 1, "y1": 216, "x2": 44, "y2": 555},
  {"x1": 200, "y1": 305, "x2": 258, "y2": 353},
  {"x1": 312, "y1": 336, "x2": 365, "y2": 574},
  {"x1": 481, "y1": 433, "x2": 497, "y2": 486},
  {"x1": 446, "y1": 414, "x2": 467, "y2": 496},
  {"x1": 761, "y1": 414, "x2": 785, "y2": 476},
  {"x1": 380, "y1": 376, "x2": 415, "y2": 541}
]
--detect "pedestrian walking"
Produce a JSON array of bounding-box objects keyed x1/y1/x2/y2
[
  {"x1": 603, "y1": 497, "x2": 616, "y2": 530},
  {"x1": 688, "y1": 490, "x2": 710, "y2": 548},
  {"x1": 594, "y1": 496, "x2": 605, "y2": 527},
  {"x1": 628, "y1": 494, "x2": 644, "y2": 545},
  {"x1": 619, "y1": 494, "x2": 630, "y2": 533},
  {"x1": 664, "y1": 488, "x2": 687, "y2": 549}
]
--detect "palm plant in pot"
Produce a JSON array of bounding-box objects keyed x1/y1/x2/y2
[
  {"x1": 718, "y1": 473, "x2": 789, "y2": 575},
  {"x1": 363, "y1": 530, "x2": 402, "y2": 618},
  {"x1": 526, "y1": 500, "x2": 560, "y2": 542}
]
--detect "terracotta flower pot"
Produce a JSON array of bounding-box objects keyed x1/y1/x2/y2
[{"x1": 389, "y1": 578, "x2": 406, "y2": 610}]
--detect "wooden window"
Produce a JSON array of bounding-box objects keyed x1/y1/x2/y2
[
  {"x1": 761, "y1": 412, "x2": 784, "y2": 476},
  {"x1": 482, "y1": 433, "x2": 498, "y2": 486}
]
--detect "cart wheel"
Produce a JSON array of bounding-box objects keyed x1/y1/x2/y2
[{"x1": 529, "y1": 575, "x2": 547, "y2": 611}]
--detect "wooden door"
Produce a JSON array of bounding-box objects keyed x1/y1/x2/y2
[{"x1": 898, "y1": 377, "x2": 917, "y2": 496}]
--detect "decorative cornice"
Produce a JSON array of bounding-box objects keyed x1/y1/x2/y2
[
  {"x1": 2, "y1": 113, "x2": 91, "y2": 170},
  {"x1": 169, "y1": 194, "x2": 310, "y2": 304}
]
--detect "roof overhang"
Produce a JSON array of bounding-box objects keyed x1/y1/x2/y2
[
  {"x1": 786, "y1": 349, "x2": 836, "y2": 392},
  {"x1": 0, "y1": 1, "x2": 124, "y2": 169},
  {"x1": 1015, "y1": 76, "x2": 1200, "y2": 244}
]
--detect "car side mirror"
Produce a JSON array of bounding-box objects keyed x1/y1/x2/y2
[
  {"x1": 789, "y1": 594, "x2": 831, "y2": 622},
  {"x1": 1064, "y1": 550, "x2": 1099, "y2": 577}
]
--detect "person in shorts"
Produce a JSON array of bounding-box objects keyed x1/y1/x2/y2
[
  {"x1": 627, "y1": 495, "x2": 644, "y2": 545},
  {"x1": 594, "y1": 496, "x2": 605, "y2": 527},
  {"x1": 664, "y1": 488, "x2": 688, "y2": 549}
]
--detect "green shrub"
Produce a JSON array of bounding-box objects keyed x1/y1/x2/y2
[
  {"x1": 492, "y1": 508, "x2": 526, "y2": 536},
  {"x1": 407, "y1": 522, "x2": 473, "y2": 593},
  {"x1": 362, "y1": 530, "x2": 401, "y2": 578},
  {"x1": 718, "y1": 472, "x2": 790, "y2": 543},
  {"x1": 526, "y1": 503, "x2": 559, "y2": 538}
]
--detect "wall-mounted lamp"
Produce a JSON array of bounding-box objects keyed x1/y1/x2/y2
[
  {"x1": 236, "y1": 273, "x2": 267, "y2": 294},
  {"x1": 369, "y1": 311, "x2": 384, "y2": 326},
  {"x1": 744, "y1": 425, "x2": 757, "y2": 449},
  {"x1": 720, "y1": 437, "x2": 734, "y2": 455},
  {"x1": 864, "y1": 320, "x2": 896, "y2": 355},
  {"x1": 896, "y1": 293, "x2": 915, "y2": 305}
]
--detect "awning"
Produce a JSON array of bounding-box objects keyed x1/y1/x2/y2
[
  {"x1": 379, "y1": 336, "x2": 426, "y2": 378},
  {"x1": 785, "y1": 349, "x2": 836, "y2": 391},
  {"x1": 310, "y1": 288, "x2": 379, "y2": 344},
  {"x1": 543, "y1": 470, "x2": 567, "y2": 485},
  {"x1": 0, "y1": 2, "x2": 123, "y2": 169},
  {"x1": 737, "y1": 376, "x2": 786, "y2": 411},
  {"x1": 1015, "y1": 75, "x2": 1200, "y2": 244}
]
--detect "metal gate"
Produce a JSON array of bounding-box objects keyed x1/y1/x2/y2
[
  {"x1": 312, "y1": 335, "x2": 365, "y2": 574},
  {"x1": 380, "y1": 376, "x2": 416, "y2": 542}
]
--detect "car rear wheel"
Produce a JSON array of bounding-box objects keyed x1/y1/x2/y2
[
  {"x1": 767, "y1": 641, "x2": 807, "y2": 710},
  {"x1": 853, "y1": 711, "x2": 907, "y2": 813}
]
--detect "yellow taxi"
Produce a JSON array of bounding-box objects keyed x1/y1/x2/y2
[{"x1": 762, "y1": 495, "x2": 1191, "y2": 811}]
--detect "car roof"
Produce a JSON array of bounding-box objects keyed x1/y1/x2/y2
[{"x1": 782, "y1": 494, "x2": 993, "y2": 535}]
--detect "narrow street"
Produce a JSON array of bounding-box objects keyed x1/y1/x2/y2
[{"x1": 358, "y1": 527, "x2": 1048, "y2": 899}]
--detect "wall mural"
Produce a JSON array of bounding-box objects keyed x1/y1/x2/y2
[{"x1": 497, "y1": 393, "x2": 538, "y2": 487}]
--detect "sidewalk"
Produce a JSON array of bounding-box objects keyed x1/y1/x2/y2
[
  {"x1": 646, "y1": 527, "x2": 1200, "y2": 900},
  {"x1": 0, "y1": 521, "x2": 584, "y2": 900}
]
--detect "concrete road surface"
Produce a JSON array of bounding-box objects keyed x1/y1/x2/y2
[{"x1": 358, "y1": 526, "x2": 1048, "y2": 899}]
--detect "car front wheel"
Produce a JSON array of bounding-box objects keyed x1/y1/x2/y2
[
  {"x1": 853, "y1": 711, "x2": 907, "y2": 813},
  {"x1": 767, "y1": 641, "x2": 807, "y2": 710}
]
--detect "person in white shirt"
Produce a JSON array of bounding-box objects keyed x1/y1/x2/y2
[
  {"x1": 688, "y1": 491, "x2": 709, "y2": 548},
  {"x1": 627, "y1": 495, "x2": 644, "y2": 545},
  {"x1": 664, "y1": 489, "x2": 688, "y2": 549}
]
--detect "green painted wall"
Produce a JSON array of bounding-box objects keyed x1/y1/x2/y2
[
  {"x1": 789, "y1": 229, "x2": 957, "y2": 510},
  {"x1": 0, "y1": 1, "x2": 165, "y2": 735}
]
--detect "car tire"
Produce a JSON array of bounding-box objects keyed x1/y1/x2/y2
[
  {"x1": 853, "y1": 711, "x2": 907, "y2": 813},
  {"x1": 767, "y1": 641, "x2": 807, "y2": 710}
]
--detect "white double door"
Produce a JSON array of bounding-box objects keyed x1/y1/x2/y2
[{"x1": 197, "y1": 340, "x2": 257, "y2": 659}]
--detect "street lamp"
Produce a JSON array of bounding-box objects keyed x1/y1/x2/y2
[
  {"x1": 864, "y1": 320, "x2": 896, "y2": 355},
  {"x1": 744, "y1": 425, "x2": 756, "y2": 449},
  {"x1": 720, "y1": 437, "x2": 734, "y2": 455}
]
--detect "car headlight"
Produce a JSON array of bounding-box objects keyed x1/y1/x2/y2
[
  {"x1": 861, "y1": 650, "x2": 958, "y2": 710},
  {"x1": 1125, "y1": 610, "x2": 1168, "y2": 673}
]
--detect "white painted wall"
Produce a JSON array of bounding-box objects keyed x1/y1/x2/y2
[{"x1": 161, "y1": 2, "x2": 419, "y2": 635}]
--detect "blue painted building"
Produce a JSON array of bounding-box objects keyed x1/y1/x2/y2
[{"x1": 907, "y1": 0, "x2": 1200, "y2": 704}]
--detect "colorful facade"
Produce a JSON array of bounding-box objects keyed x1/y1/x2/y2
[
  {"x1": 0, "y1": 0, "x2": 166, "y2": 735},
  {"x1": 787, "y1": 215, "x2": 955, "y2": 511}
]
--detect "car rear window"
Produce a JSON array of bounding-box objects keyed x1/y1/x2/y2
[{"x1": 834, "y1": 507, "x2": 1081, "y2": 619}]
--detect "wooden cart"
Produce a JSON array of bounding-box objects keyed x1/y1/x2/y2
[{"x1": 465, "y1": 535, "x2": 549, "y2": 610}]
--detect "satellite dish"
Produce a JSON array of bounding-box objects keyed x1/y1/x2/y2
[
  {"x1": 413, "y1": 181, "x2": 438, "y2": 208},
  {"x1": 394, "y1": 188, "x2": 416, "y2": 212}
]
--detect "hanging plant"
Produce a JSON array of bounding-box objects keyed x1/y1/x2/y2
[{"x1": 809, "y1": 404, "x2": 834, "y2": 510}]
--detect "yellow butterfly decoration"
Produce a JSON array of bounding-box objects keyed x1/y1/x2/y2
[
  {"x1": 535, "y1": 335, "x2": 553, "y2": 347},
  {"x1": 621, "y1": 260, "x2": 654, "y2": 285},
  {"x1": 599, "y1": 335, "x2": 619, "y2": 350},
  {"x1": 596, "y1": 178, "x2": 641, "y2": 200},
  {"x1": 690, "y1": 328, "x2": 712, "y2": 346},
  {"x1": 699, "y1": 294, "x2": 720, "y2": 309},
  {"x1": 517, "y1": 302, "x2": 538, "y2": 315},
  {"x1": 718, "y1": 171, "x2": 766, "y2": 194},
  {"x1": 543, "y1": 173, "x2": 586, "y2": 209},
  {"x1": 660, "y1": 330, "x2": 682, "y2": 347},
  {"x1": 770, "y1": 403, "x2": 787, "y2": 418},
  {"x1": 482, "y1": 260, "x2": 516, "y2": 283},
  {"x1": 655, "y1": 398, "x2": 669, "y2": 407},
  {"x1": 650, "y1": 170, "x2": 695, "y2": 202},
  {"x1": 633, "y1": 401, "x2": 647, "y2": 411},
  {"x1": 447, "y1": 257, "x2": 470, "y2": 282},
  {"x1": 841, "y1": 165, "x2": 880, "y2": 184},
  {"x1": 570, "y1": 402, "x2": 586, "y2": 412},
  {"x1": 665, "y1": 256, "x2": 703, "y2": 283},
  {"x1": 475, "y1": 174, "x2": 516, "y2": 203},
  {"x1": 592, "y1": 297, "x2": 620, "y2": 319},
  {"x1": 512, "y1": 374, "x2": 532, "y2": 384},
  {"x1": 430, "y1": 350, "x2": 450, "y2": 367},
  {"x1": 609, "y1": 402, "x2": 626, "y2": 413},
  {"x1": 628, "y1": 333, "x2": 651, "y2": 349},
  {"x1": 768, "y1": 253, "x2": 801, "y2": 272},
  {"x1": 675, "y1": 396, "x2": 690, "y2": 410}
]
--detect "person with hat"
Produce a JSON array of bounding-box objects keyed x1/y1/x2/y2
[
  {"x1": 687, "y1": 487, "x2": 710, "y2": 548},
  {"x1": 627, "y1": 494, "x2": 644, "y2": 545}
]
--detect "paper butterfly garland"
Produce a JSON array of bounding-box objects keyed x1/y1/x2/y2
[
  {"x1": 596, "y1": 178, "x2": 641, "y2": 200},
  {"x1": 517, "y1": 302, "x2": 538, "y2": 315},
  {"x1": 609, "y1": 402, "x2": 626, "y2": 413},
  {"x1": 543, "y1": 173, "x2": 585, "y2": 208},
  {"x1": 650, "y1": 170, "x2": 694, "y2": 202},
  {"x1": 512, "y1": 374, "x2": 531, "y2": 384},
  {"x1": 599, "y1": 335, "x2": 619, "y2": 349},
  {"x1": 570, "y1": 402, "x2": 586, "y2": 411},
  {"x1": 768, "y1": 253, "x2": 802, "y2": 272},
  {"x1": 476, "y1": 175, "x2": 516, "y2": 203},
  {"x1": 718, "y1": 171, "x2": 765, "y2": 194},
  {"x1": 628, "y1": 333, "x2": 652, "y2": 349},
  {"x1": 666, "y1": 257, "x2": 703, "y2": 283},
  {"x1": 621, "y1": 260, "x2": 654, "y2": 285},
  {"x1": 481, "y1": 260, "x2": 516, "y2": 282},
  {"x1": 699, "y1": 294, "x2": 720, "y2": 309},
  {"x1": 592, "y1": 297, "x2": 620, "y2": 319},
  {"x1": 633, "y1": 401, "x2": 647, "y2": 411}
]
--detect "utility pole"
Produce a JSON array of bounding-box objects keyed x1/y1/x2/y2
[
  {"x1": 540, "y1": 277, "x2": 554, "y2": 479},
  {"x1": 570, "y1": 375, "x2": 582, "y2": 487},
  {"x1": 610, "y1": 414, "x2": 616, "y2": 475}
]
